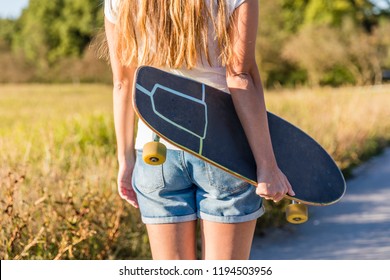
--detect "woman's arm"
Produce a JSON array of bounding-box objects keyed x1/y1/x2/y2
[
  {"x1": 226, "y1": 0, "x2": 294, "y2": 202},
  {"x1": 105, "y1": 18, "x2": 138, "y2": 207}
]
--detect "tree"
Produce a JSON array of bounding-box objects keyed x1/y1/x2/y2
[
  {"x1": 256, "y1": 0, "x2": 310, "y2": 87},
  {"x1": 256, "y1": 0, "x2": 389, "y2": 87},
  {"x1": 12, "y1": 0, "x2": 103, "y2": 68},
  {"x1": 0, "y1": 19, "x2": 16, "y2": 45},
  {"x1": 302, "y1": 0, "x2": 378, "y2": 31}
]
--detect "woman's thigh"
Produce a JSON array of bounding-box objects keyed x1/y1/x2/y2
[
  {"x1": 146, "y1": 221, "x2": 197, "y2": 260},
  {"x1": 200, "y1": 219, "x2": 257, "y2": 260}
]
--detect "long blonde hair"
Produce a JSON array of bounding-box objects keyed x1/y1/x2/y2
[{"x1": 114, "y1": 0, "x2": 232, "y2": 68}]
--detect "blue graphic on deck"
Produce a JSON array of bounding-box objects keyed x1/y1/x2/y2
[{"x1": 136, "y1": 83, "x2": 208, "y2": 155}]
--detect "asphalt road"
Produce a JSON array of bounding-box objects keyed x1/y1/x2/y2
[{"x1": 250, "y1": 148, "x2": 390, "y2": 260}]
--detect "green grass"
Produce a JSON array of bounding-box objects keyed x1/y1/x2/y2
[
  {"x1": 0, "y1": 84, "x2": 150, "y2": 260},
  {"x1": 1, "y1": 84, "x2": 390, "y2": 259}
]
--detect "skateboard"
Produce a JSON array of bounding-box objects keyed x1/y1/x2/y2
[{"x1": 133, "y1": 66, "x2": 346, "y2": 224}]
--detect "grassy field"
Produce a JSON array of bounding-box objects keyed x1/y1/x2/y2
[{"x1": 1, "y1": 83, "x2": 390, "y2": 259}]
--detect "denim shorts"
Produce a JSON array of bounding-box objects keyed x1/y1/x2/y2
[{"x1": 132, "y1": 149, "x2": 264, "y2": 224}]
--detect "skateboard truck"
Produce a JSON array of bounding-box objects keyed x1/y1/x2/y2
[
  {"x1": 286, "y1": 201, "x2": 308, "y2": 224},
  {"x1": 143, "y1": 133, "x2": 167, "y2": 165}
]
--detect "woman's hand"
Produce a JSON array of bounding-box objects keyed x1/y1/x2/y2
[
  {"x1": 117, "y1": 161, "x2": 139, "y2": 208},
  {"x1": 256, "y1": 166, "x2": 295, "y2": 203}
]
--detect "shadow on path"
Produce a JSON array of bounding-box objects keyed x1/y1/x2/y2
[{"x1": 250, "y1": 149, "x2": 390, "y2": 260}]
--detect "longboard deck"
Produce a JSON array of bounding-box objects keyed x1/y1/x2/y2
[{"x1": 133, "y1": 66, "x2": 346, "y2": 206}]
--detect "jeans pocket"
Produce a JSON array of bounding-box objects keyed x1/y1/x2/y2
[
  {"x1": 205, "y1": 162, "x2": 248, "y2": 196},
  {"x1": 133, "y1": 151, "x2": 164, "y2": 194}
]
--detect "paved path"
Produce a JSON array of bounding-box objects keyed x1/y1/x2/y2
[{"x1": 250, "y1": 148, "x2": 390, "y2": 260}]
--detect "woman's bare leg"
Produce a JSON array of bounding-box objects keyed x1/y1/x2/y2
[
  {"x1": 145, "y1": 220, "x2": 197, "y2": 260},
  {"x1": 200, "y1": 219, "x2": 257, "y2": 260}
]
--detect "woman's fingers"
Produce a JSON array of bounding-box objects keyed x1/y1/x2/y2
[
  {"x1": 272, "y1": 192, "x2": 285, "y2": 203},
  {"x1": 256, "y1": 170, "x2": 294, "y2": 203},
  {"x1": 118, "y1": 180, "x2": 139, "y2": 208}
]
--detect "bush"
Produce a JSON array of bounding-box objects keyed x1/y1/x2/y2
[{"x1": 282, "y1": 21, "x2": 388, "y2": 87}]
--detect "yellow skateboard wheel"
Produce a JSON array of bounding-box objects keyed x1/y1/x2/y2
[
  {"x1": 286, "y1": 203, "x2": 308, "y2": 224},
  {"x1": 142, "y1": 141, "x2": 167, "y2": 165}
]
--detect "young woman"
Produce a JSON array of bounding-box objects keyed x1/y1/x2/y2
[{"x1": 104, "y1": 0, "x2": 294, "y2": 260}]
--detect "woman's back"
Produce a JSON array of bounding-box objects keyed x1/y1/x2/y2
[
  {"x1": 105, "y1": 0, "x2": 247, "y2": 150},
  {"x1": 104, "y1": 0, "x2": 246, "y2": 92}
]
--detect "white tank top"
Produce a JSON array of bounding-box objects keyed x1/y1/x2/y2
[{"x1": 104, "y1": 0, "x2": 246, "y2": 149}]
